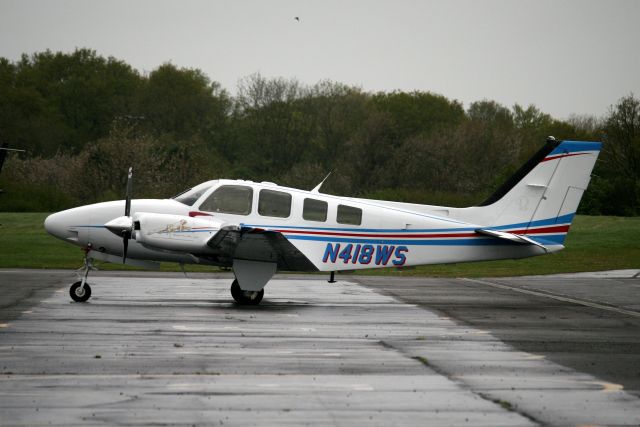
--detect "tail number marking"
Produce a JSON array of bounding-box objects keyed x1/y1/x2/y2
[{"x1": 322, "y1": 243, "x2": 408, "y2": 266}]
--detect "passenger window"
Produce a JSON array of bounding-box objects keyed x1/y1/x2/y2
[
  {"x1": 199, "y1": 185, "x2": 253, "y2": 215},
  {"x1": 337, "y1": 204, "x2": 362, "y2": 225},
  {"x1": 258, "y1": 189, "x2": 292, "y2": 218},
  {"x1": 303, "y1": 198, "x2": 328, "y2": 222}
]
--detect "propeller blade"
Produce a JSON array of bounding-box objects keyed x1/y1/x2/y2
[
  {"x1": 122, "y1": 231, "x2": 130, "y2": 264},
  {"x1": 124, "y1": 166, "x2": 133, "y2": 217},
  {"x1": 123, "y1": 167, "x2": 133, "y2": 263}
]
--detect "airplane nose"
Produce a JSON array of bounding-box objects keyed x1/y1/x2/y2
[{"x1": 44, "y1": 211, "x2": 78, "y2": 241}]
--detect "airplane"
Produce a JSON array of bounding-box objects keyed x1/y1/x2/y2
[
  {"x1": 0, "y1": 143, "x2": 26, "y2": 193},
  {"x1": 44, "y1": 137, "x2": 601, "y2": 305}
]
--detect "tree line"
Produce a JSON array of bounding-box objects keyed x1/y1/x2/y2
[{"x1": 0, "y1": 49, "x2": 638, "y2": 215}]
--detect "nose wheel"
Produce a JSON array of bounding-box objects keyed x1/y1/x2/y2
[
  {"x1": 70, "y1": 281, "x2": 92, "y2": 302},
  {"x1": 230, "y1": 279, "x2": 264, "y2": 305},
  {"x1": 70, "y1": 250, "x2": 95, "y2": 302}
]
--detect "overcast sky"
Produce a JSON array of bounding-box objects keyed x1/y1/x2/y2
[{"x1": 1, "y1": 0, "x2": 638, "y2": 119}]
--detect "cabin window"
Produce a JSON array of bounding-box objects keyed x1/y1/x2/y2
[
  {"x1": 303, "y1": 198, "x2": 328, "y2": 222},
  {"x1": 258, "y1": 189, "x2": 292, "y2": 218},
  {"x1": 337, "y1": 205, "x2": 362, "y2": 225},
  {"x1": 199, "y1": 185, "x2": 253, "y2": 215}
]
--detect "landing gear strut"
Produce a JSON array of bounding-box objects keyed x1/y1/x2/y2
[
  {"x1": 70, "y1": 250, "x2": 94, "y2": 302},
  {"x1": 230, "y1": 279, "x2": 263, "y2": 305}
]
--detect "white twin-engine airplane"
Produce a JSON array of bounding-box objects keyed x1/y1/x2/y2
[{"x1": 45, "y1": 138, "x2": 601, "y2": 305}]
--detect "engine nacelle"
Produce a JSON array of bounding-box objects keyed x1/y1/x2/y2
[{"x1": 134, "y1": 212, "x2": 225, "y2": 252}]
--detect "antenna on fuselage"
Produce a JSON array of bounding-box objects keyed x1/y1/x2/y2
[{"x1": 311, "y1": 171, "x2": 332, "y2": 193}]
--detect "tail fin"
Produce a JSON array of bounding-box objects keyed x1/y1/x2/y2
[{"x1": 476, "y1": 139, "x2": 601, "y2": 245}]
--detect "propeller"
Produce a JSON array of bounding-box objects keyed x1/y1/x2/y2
[
  {"x1": 122, "y1": 166, "x2": 133, "y2": 263},
  {"x1": 104, "y1": 167, "x2": 134, "y2": 263}
]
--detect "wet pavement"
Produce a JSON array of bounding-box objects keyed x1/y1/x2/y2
[{"x1": 0, "y1": 269, "x2": 639, "y2": 426}]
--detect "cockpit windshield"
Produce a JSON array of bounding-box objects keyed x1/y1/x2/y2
[{"x1": 172, "y1": 182, "x2": 214, "y2": 206}]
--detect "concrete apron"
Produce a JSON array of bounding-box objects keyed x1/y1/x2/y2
[{"x1": 0, "y1": 276, "x2": 639, "y2": 426}]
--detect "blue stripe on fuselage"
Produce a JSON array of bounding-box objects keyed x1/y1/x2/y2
[
  {"x1": 243, "y1": 212, "x2": 576, "y2": 234},
  {"x1": 489, "y1": 212, "x2": 575, "y2": 231},
  {"x1": 74, "y1": 213, "x2": 575, "y2": 242},
  {"x1": 285, "y1": 233, "x2": 566, "y2": 246}
]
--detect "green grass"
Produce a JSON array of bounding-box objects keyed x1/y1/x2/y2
[
  {"x1": 0, "y1": 212, "x2": 83, "y2": 269},
  {"x1": 0, "y1": 212, "x2": 216, "y2": 272},
  {"x1": 360, "y1": 215, "x2": 640, "y2": 277},
  {"x1": 0, "y1": 213, "x2": 638, "y2": 276}
]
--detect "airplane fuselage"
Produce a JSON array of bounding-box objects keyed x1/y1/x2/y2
[{"x1": 45, "y1": 179, "x2": 563, "y2": 272}]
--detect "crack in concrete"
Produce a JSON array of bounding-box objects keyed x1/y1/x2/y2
[{"x1": 378, "y1": 339, "x2": 541, "y2": 425}]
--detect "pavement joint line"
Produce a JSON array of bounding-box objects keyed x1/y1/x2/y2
[
  {"x1": 463, "y1": 278, "x2": 640, "y2": 318},
  {"x1": 378, "y1": 339, "x2": 541, "y2": 424}
]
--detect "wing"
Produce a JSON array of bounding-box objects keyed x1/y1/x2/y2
[{"x1": 205, "y1": 226, "x2": 317, "y2": 271}]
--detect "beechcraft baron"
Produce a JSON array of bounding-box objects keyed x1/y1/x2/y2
[{"x1": 45, "y1": 138, "x2": 601, "y2": 305}]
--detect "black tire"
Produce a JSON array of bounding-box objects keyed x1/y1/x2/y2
[
  {"x1": 70, "y1": 281, "x2": 92, "y2": 302},
  {"x1": 230, "y1": 279, "x2": 264, "y2": 305}
]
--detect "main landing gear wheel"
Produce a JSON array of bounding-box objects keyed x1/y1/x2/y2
[
  {"x1": 70, "y1": 281, "x2": 92, "y2": 302},
  {"x1": 230, "y1": 279, "x2": 263, "y2": 305}
]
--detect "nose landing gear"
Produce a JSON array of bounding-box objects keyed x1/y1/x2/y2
[
  {"x1": 70, "y1": 250, "x2": 95, "y2": 302},
  {"x1": 70, "y1": 281, "x2": 92, "y2": 302}
]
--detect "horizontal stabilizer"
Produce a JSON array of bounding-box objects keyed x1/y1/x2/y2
[{"x1": 475, "y1": 228, "x2": 549, "y2": 252}]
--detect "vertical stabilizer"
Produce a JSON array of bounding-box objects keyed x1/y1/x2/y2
[{"x1": 476, "y1": 140, "x2": 601, "y2": 244}]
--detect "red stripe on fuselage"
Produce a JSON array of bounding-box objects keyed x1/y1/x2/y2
[
  {"x1": 541, "y1": 152, "x2": 588, "y2": 162},
  {"x1": 189, "y1": 211, "x2": 213, "y2": 217},
  {"x1": 279, "y1": 229, "x2": 478, "y2": 238},
  {"x1": 510, "y1": 225, "x2": 570, "y2": 235},
  {"x1": 273, "y1": 224, "x2": 570, "y2": 239}
]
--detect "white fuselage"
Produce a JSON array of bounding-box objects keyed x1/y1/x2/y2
[{"x1": 45, "y1": 179, "x2": 561, "y2": 272}]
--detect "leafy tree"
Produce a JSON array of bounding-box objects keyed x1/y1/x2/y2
[
  {"x1": 232, "y1": 74, "x2": 314, "y2": 179},
  {"x1": 372, "y1": 91, "x2": 466, "y2": 140},
  {"x1": 136, "y1": 63, "x2": 230, "y2": 141},
  {"x1": 0, "y1": 49, "x2": 637, "y2": 215},
  {"x1": 336, "y1": 111, "x2": 396, "y2": 195},
  {"x1": 13, "y1": 49, "x2": 142, "y2": 154},
  {"x1": 303, "y1": 81, "x2": 370, "y2": 166},
  {"x1": 512, "y1": 104, "x2": 552, "y2": 130},
  {"x1": 604, "y1": 95, "x2": 640, "y2": 179},
  {"x1": 468, "y1": 100, "x2": 513, "y2": 130},
  {"x1": 593, "y1": 94, "x2": 640, "y2": 215}
]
